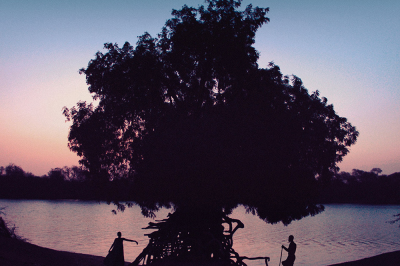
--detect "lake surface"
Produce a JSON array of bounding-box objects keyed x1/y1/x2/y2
[{"x1": 0, "y1": 199, "x2": 399, "y2": 266}]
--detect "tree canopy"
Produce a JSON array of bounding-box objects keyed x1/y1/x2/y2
[{"x1": 63, "y1": 0, "x2": 358, "y2": 225}]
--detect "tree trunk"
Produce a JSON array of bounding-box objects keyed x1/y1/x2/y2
[{"x1": 130, "y1": 207, "x2": 248, "y2": 266}]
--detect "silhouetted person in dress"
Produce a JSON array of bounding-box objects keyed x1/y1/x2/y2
[
  {"x1": 105, "y1": 232, "x2": 138, "y2": 266},
  {"x1": 281, "y1": 235, "x2": 296, "y2": 266}
]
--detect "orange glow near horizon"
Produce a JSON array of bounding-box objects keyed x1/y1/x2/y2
[{"x1": 1, "y1": 0, "x2": 399, "y2": 176}]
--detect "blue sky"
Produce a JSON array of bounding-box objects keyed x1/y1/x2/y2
[{"x1": 1, "y1": 0, "x2": 399, "y2": 175}]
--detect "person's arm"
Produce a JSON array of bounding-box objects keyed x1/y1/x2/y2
[
  {"x1": 109, "y1": 240, "x2": 115, "y2": 252},
  {"x1": 123, "y1": 238, "x2": 138, "y2": 244},
  {"x1": 281, "y1": 245, "x2": 288, "y2": 251}
]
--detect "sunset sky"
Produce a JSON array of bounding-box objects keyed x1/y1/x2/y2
[{"x1": 1, "y1": 0, "x2": 399, "y2": 176}]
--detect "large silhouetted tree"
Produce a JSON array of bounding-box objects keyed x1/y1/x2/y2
[{"x1": 64, "y1": 0, "x2": 358, "y2": 264}]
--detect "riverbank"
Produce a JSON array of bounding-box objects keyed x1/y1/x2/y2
[
  {"x1": 0, "y1": 236, "x2": 110, "y2": 266},
  {"x1": 328, "y1": 250, "x2": 400, "y2": 266},
  {"x1": 1, "y1": 236, "x2": 400, "y2": 266}
]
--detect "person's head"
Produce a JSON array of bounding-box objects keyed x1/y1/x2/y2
[
  {"x1": 288, "y1": 235, "x2": 294, "y2": 242},
  {"x1": 117, "y1": 232, "x2": 122, "y2": 238}
]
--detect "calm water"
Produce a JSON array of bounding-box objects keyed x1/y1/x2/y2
[{"x1": 1, "y1": 199, "x2": 399, "y2": 266}]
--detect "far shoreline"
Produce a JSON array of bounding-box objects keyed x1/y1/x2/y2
[{"x1": 1, "y1": 236, "x2": 400, "y2": 266}]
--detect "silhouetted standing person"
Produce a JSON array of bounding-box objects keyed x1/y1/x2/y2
[
  {"x1": 104, "y1": 232, "x2": 138, "y2": 266},
  {"x1": 281, "y1": 235, "x2": 296, "y2": 266}
]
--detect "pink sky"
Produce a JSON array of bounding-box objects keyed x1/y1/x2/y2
[{"x1": 1, "y1": 0, "x2": 399, "y2": 176}]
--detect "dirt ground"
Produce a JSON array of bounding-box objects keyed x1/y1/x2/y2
[
  {"x1": 1, "y1": 236, "x2": 400, "y2": 266},
  {"x1": 0, "y1": 236, "x2": 108, "y2": 266},
  {"x1": 328, "y1": 250, "x2": 400, "y2": 266}
]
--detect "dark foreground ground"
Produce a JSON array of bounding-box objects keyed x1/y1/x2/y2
[
  {"x1": 1, "y1": 236, "x2": 400, "y2": 266},
  {"x1": 328, "y1": 250, "x2": 400, "y2": 266}
]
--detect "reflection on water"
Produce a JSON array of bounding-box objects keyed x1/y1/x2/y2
[
  {"x1": 0, "y1": 199, "x2": 399, "y2": 265},
  {"x1": 231, "y1": 204, "x2": 400, "y2": 265},
  {"x1": 0, "y1": 199, "x2": 163, "y2": 263}
]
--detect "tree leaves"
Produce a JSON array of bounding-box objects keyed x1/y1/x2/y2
[{"x1": 64, "y1": 0, "x2": 358, "y2": 224}]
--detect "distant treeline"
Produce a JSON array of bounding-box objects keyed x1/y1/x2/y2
[
  {"x1": 0, "y1": 164, "x2": 134, "y2": 201},
  {"x1": 319, "y1": 168, "x2": 400, "y2": 204},
  {"x1": 0, "y1": 164, "x2": 399, "y2": 204}
]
